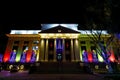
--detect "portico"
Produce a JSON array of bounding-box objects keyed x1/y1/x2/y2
[{"x1": 39, "y1": 25, "x2": 80, "y2": 62}]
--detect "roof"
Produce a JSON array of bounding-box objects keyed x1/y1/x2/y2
[{"x1": 39, "y1": 25, "x2": 80, "y2": 33}]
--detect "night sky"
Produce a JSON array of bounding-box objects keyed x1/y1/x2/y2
[
  {"x1": 0, "y1": 0, "x2": 120, "y2": 54},
  {"x1": 0, "y1": 11, "x2": 85, "y2": 54}
]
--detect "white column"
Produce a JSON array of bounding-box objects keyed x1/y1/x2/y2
[
  {"x1": 71, "y1": 39, "x2": 74, "y2": 61},
  {"x1": 45, "y1": 39, "x2": 48, "y2": 62},
  {"x1": 38, "y1": 40, "x2": 41, "y2": 62},
  {"x1": 74, "y1": 39, "x2": 80, "y2": 61},
  {"x1": 40, "y1": 39, "x2": 45, "y2": 62},
  {"x1": 53, "y1": 39, "x2": 56, "y2": 62},
  {"x1": 78, "y1": 39, "x2": 80, "y2": 61},
  {"x1": 63, "y1": 39, "x2": 66, "y2": 62}
]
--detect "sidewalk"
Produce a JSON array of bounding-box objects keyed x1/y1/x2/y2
[
  {"x1": 93, "y1": 72, "x2": 120, "y2": 80},
  {"x1": 1, "y1": 70, "x2": 120, "y2": 80},
  {"x1": 0, "y1": 71, "x2": 104, "y2": 80}
]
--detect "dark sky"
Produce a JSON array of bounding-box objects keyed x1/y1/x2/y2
[
  {"x1": 1, "y1": 0, "x2": 119, "y2": 32},
  {"x1": 0, "y1": 11, "x2": 86, "y2": 33},
  {"x1": 0, "y1": 0, "x2": 120, "y2": 54},
  {"x1": 0, "y1": 5, "x2": 86, "y2": 54},
  {"x1": 0, "y1": 0, "x2": 103, "y2": 31}
]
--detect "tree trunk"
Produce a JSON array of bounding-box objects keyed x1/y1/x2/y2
[
  {"x1": 107, "y1": 62, "x2": 113, "y2": 73},
  {"x1": 98, "y1": 42, "x2": 113, "y2": 73}
]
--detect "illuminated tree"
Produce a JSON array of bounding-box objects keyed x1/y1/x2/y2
[
  {"x1": 79, "y1": 24, "x2": 115, "y2": 73},
  {"x1": 78, "y1": 0, "x2": 117, "y2": 73},
  {"x1": 113, "y1": 34, "x2": 120, "y2": 62}
]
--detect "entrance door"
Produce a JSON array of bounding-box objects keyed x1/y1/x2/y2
[
  {"x1": 56, "y1": 49, "x2": 62, "y2": 61},
  {"x1": 56, "y1": 39, "x2": 63, "y2": 62}
]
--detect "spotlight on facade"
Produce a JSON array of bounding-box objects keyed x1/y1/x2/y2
[
  {"x1": 106, "y1": 65, "x2": 109, "y2": 69},
  {"x1": 9, "y1": 65, "x2": 13, "y2": 70},
  {"x1": 20, "y1": 65, "x2": 24, "y2": 70},
  {"x1": 95, "y1": 65, "x2": 99, "y2": 69}
]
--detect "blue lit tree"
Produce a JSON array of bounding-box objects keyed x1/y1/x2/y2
[
  {"x1": 82, "y1": 50, "x2": 88, "y2": 62},
  {"x1": 78, "y1": 0, "x2": 116, "y2": 73},
  {"x1": 30, "y1": 50, "x2": 36, "y2": 63},
  {"x1": 92, "y1": 50, "x2": 98, "y2": 62},
  {"x1": 0, "y1": 54, "x2": 3, "y2": 62},
  {"x1": 113, "y1": 34, "x2": 120, "y2": 62},
  {"x1": 79, "y1": 24, "x2": 115, "y2": 73},
  {"x1": 9, "y1": 50, "x2": 17, "y2": 62},
  {"x1": 20, "y1": 50, "x2": 27, "y2": 63}
]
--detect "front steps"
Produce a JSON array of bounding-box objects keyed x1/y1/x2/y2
[{"x1": 29, "y1": 62, "x2": 85, "y2": 74}]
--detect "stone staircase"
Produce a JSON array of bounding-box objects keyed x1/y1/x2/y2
[{"x1": 29, "y1": 62, "x2": 85, "y2": 74}]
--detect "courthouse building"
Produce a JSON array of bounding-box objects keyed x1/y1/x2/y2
[{"x1": 3, "y1": 24, "x2": 116, "y2": 63}]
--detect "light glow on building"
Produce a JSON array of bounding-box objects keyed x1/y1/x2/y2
[{"x1": 3, "y1": 24, "x2": 117, "y2": 64}]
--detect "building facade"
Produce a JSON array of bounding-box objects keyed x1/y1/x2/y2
[{"x1": 3, "y1": 24, "x2": 116, "y2": 63}]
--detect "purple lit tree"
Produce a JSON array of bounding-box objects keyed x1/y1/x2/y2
[
  {"x1": 30, "y1": 50, "x2": 36, "y2": 63},
  {"x1": 0, "y1": 54, "x2": 3, "y2": 62},
  {"x1": 79, "y1": 24, "x2": 115, "y2": 73},
  {"x1": 82, "y1": 50, "x2": 88, "y2": 62},
  {"x1": 20, "y1": 50, "x2": 26, "y2": 63},
  {"x1": 113, "y1": 34, "x2": 120, "y2": 62},
  {"x1": 78, "y1": 0, "x2": 116, "y2": 73},
  {"x1": 9, "y1": 50, "x2": 17, "y2": 62},
  {"x1": 92, "y1": 50, "x2": 98, "y2": 62}
]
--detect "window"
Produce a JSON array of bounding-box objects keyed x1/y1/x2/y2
[
  {"x1": 24, "y1": 41, "x2": 29, "y2": 44},
  {"x1": 91, "y1": 46, "x2": 96, "y2": 51},
  {"x1": 65, "y1": 39, "x2": 70, "y2": 50},
  {"x1": 80, "y1": 41, "x2": 86, "y2": 44},
  {"x1": 12, "y1": 46, "x2": 18, "y2": 50},
  {"x1": 100, "y1": 41, "x2": 104, "y2": 44},
  {"x1": 14, "y1": 41, "x2": 19, "y2": 44},
  {"x1": 90, "y1": 41, "x2": 94, "y2": 44},
  {"x1": 48, "y1": 39, "x2": 54, "y2": 50},
  {"x1": 81, "y1": 46, "x2": 86, "y2": 50},
  {"x1": 22, "y1": 46, "x2": 28, "y2": 50}
]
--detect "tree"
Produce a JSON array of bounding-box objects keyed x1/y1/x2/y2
[
  {"x1": 90, "y1": 26, "x2": 115, "y2": 72},
  {"x1": 113, "y1": 34, "x2": 120, "y2": 62},
  {"x1": 78, "y1": 0, "x2": 117, "y2": 73}
]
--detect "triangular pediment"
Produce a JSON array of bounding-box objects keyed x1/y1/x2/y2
[{"x1": 39, "y1": 25, "x2": 80, "y2": 33}]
